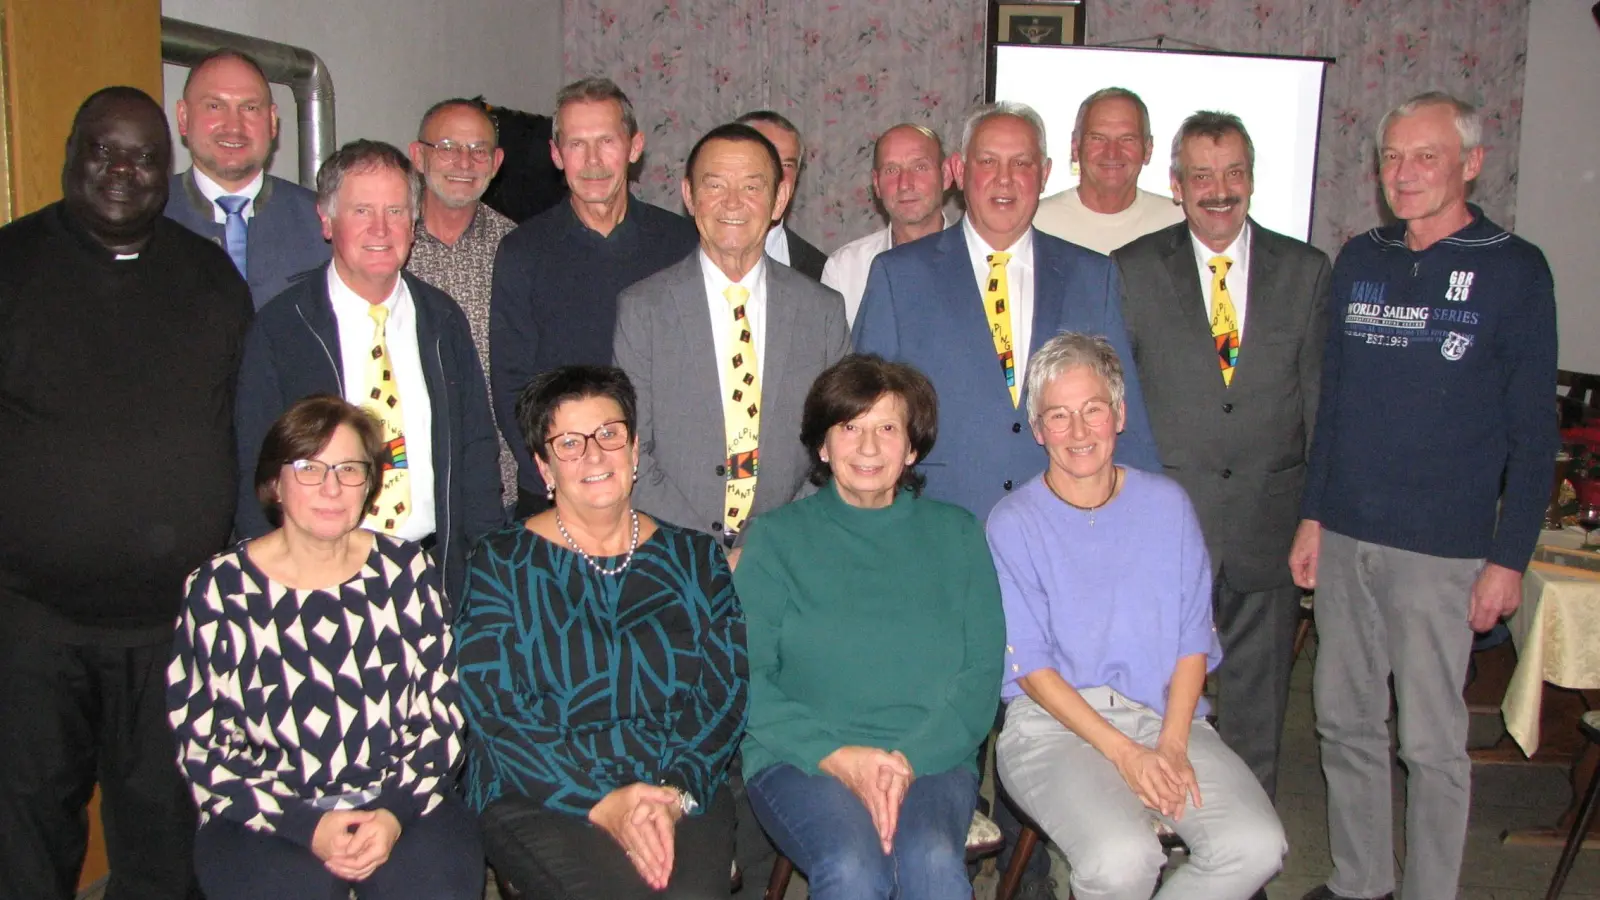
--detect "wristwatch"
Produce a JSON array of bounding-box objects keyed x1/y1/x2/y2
[{"x1": 661, "y1": 783, "x2": 699, "y2": 816}]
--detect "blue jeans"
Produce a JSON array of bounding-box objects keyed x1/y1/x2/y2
[{"x1": 746, "y1": 763, "x2": 976, "y2": 900}]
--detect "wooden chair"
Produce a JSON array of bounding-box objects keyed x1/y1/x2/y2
[
  {"x1": 1543, "y1": 710, "x2": 1600, "y2": 900},
  {"x1": 764, "y1": 810, "x2": 1006, "y2": 899},
  {"x1": 994, "y1": 804, "x2": 1187, "y2": 900}
]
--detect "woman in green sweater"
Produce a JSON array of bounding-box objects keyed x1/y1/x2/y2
[{"x1": 734, "y1": 354, "x2": 1005, "y2": 900}]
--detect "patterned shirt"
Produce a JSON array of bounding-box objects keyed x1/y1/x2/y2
[
  {"x1": 166, "y1": 533, "x2": 463, "y2": 847},
  {"x1": 407, "y1": 204, "x2": 519, "y2": 505},
  {"x1": 455, "y1": 520, "x2": 748, "y2": 816}
]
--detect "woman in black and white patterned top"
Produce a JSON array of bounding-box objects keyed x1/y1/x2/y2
[{"x1": 167, "y1": 395, "x2": 482, "y2": 900}]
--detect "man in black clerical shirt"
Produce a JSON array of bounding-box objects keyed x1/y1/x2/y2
[
  {"x1": 490, "y1": 77, "x2": 698, "y2": 517},
  {"x1": 0, "y1": 87, "x2": 252, "y2": 900}
]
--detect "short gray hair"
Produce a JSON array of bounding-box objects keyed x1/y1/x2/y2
[
  {"x1": 1072, "y1": 87, "x2": 1151, "y2": 143},
  {"x1": 554, "y1": 77, "x2": 638, "y2": 144},
  {"x1": 1378, "y1": 91, "x2": 1482, "y2": 153},
  {"x1": 1170, "y1": 110, "x2": 1255, "y2": 180},
  {"x1": 315, "y1": 139, "x2": 423, "y2": 222},
  {"x1": 959, "y1": 101, "x2": 1048, "y2": 162},
  {"x1": 1025, "y1": 332, "x2": 1126, "y2": 422}
]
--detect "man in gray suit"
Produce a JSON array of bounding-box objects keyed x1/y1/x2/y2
[
  {"x1": 614, "y1": 120, "x2": 848, "y2": 894},
  {"x1": 614, "y1": 121, "x2": 849, "y2": 548},
  {"x1": 1113, "y1": 111, "x2": 1331, "y2": 803}
]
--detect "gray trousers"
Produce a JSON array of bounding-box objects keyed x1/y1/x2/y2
[
  {"x1": 1313, "y1": 530, "x2": 1478, "y2": 900},
  {"x1": 998, "y1": 691, "x2": 1286, "y2": 900},
  {"x1": 1211, "y1": 571, "x2": 1302, "y2": 800}
]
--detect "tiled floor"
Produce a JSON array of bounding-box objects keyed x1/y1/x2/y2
[{"x1": 85, "y1": 644, "x2": 1597, "y2": 900}]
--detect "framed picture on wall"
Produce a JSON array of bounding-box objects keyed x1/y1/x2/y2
[{"x1": 992, "y1": 1, "x2": 1086, "y2": 46}]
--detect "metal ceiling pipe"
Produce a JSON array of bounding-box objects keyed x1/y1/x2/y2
[{"x1": 161, "y1": 17, "x2": 335, "y2": 188}]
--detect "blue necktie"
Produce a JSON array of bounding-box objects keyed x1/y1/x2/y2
[{"x1": 215, "y1": 194, "x2": 250, "y2": 278}]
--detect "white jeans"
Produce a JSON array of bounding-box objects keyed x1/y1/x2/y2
[{"x1": 997, "y1": 689, "x2": 1285, "y2": 900}]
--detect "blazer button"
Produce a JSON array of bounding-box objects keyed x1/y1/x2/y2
[
  {"x1": 1221, "y1": 468, "x2": 1232, "y2": 479},
  {"x1": 1222, "y1": 403, "x2": 1234, "y2": 413},
  {"x1": 1012, "y1": 422, "x2": 1022, "y2": 433},
  {"x1": 712, "y1": 521, "x2": 723, "y2": 532},
  {"x1": 715, "y1": 464, "x2": 726, "y2": 476},
  {"x1": 1004, "y1": 480, "x2": 1014, "y2": 491}
]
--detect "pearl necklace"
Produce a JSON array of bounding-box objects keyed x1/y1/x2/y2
[
  {"x1": 1046, "y1": 467, "x2": 1122, "y2": 527},
  {"x1": 555, "y1": 508, "x2": 640, "y2": 576}
]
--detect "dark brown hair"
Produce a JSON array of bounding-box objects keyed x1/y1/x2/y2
[
  {"x1": 254, "y1": 394, "x2": 385, "y2": 527},
  {"x1": 515, "y1": 365, "x2": 638, "y2": 463},
  {"x1": 800, "y1": 354, "x2": 938, "y2": 496}
]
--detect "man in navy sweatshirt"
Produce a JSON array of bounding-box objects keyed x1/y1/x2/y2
[{"x1": 1289, "y1": 93, "x2": 1558, "y2": 900}]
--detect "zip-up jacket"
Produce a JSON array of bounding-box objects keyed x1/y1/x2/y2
[
  {"x1": 233, "y1": 266, "x2": 504, "y2": 608},
  {"x1": 1302, "y1": 205, "x2": 1557, "y2": 571}
]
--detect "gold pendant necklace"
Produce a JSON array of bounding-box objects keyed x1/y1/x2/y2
[{"x1": 1046, "y1": 467, "x2": 1121, "y2": 526}]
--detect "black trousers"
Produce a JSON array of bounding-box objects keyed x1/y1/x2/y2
[
  {"x1": 481, "y1": 785, "x2": 736, "y2": 900},
  {"x1": 193, "y1": 791, "x2": 483, "y2": 900},
  {"x1": 0, "y1": 630, "x2": 200, "y2": 900},
  {"x1": 1210, "y1": 572, "x2": 1301, "y2": 801}
]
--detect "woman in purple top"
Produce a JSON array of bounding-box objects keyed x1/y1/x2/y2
[{"x1": 987, "y1": 332, "x2": 1285, "y2": 900}]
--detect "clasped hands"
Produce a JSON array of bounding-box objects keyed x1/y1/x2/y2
[
  {"x1": 1110, "y1": 739, "x2": 1202, "y2": 822},
  {"x1": 589, "y1": 782, "x2": 686, "y2": 890},
  {"x1": 820, "y1": 745, "x2": 914, "y2": 854},
  {"x1": 310, "y1": 808, "x2": 403, "y2": 882}
]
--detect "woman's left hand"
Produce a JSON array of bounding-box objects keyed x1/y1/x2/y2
[
  {"x1": 323, "y1": 808, "x2": 402, "y2": 881},
  {"x1": 1154, "y1": 742, "x2": 1202, "y2": 821}
]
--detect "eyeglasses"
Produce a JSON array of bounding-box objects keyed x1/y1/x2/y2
[
  {"x1": 545, "y1": 421, "x2": 630, "y2": 462},
  {"x1": 288, "y1": 459, "x2": 373, "y2": 487},
  {"x1": 417, "y1": 139, "x2": 494, "y2": 163},
  {"x1": 1038, "y1": 401, "x2": 1114, "y2": 434}
]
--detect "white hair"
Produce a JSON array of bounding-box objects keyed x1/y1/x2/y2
[
  {"x1": 1378, "y1": 91, "x2": 1483, "y2": 153},
  {"x1": 959, "y1": 101, "x2": 1048, "y2": 161},
  {"x1": 1025, "y1": 331, "x2": 1125, "y2": 422}
]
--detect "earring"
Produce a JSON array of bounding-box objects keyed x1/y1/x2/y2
[
  {"x1": 632, "y1": 465, "x2": 639, "y2": 482},
  {"x1": 545, "y1": 482, "x2": 555, "y2": 502}
]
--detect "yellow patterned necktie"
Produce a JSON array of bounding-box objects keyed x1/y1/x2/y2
[
  {"x1": 982, "y1": 251, "x2": 1019, "y2": 407},
  {"x1": 362, "y1": 304, "x2": 411, "y2": 533},
  {"x1": 721, "y1": 284, "x2": 761, "y2": 536},
  {"x1": 1208, "y1": 255, "x2": 1239, "y2": 386}
]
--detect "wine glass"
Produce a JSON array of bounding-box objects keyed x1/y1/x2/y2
[{"x1": 1578, "y1": 481, "x2": 1600, "y2": 549}]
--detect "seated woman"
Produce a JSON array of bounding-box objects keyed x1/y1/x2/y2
[
  {"x1": 455, "y1": 365, "x2": 747, "y2": 899},
  {"x1": 990, "y1": 333, "x2": 1286, "y2": 900},
  {"x1": 734, "y1": 354, "x2": 1005, "y2": 900},
  {"x1": 167, "y1": 395, "x2": 481, "y2": 900}
]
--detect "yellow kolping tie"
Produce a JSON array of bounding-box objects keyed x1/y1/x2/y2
[
  {"x1": 1209, "y1": 255, "x2": 1239, "y2": 387},
  {"x1": 362, "y1": 304, "x2": 411, "y2": 533},
  {"x1": 722, "y1": 284, "x2": 761, "y2": 535},
  {"x1": 982, "y1": 251, "x2": 1019, "y2": 408}
]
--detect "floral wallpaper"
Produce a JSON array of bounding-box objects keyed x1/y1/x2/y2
[{"x1": 565, "y1": 0, "x2": 1530, "y2": 256}]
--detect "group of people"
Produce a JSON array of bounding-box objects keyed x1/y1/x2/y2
[{"x1": 0, "y1": 39, "x2": 1554, "y2": 900}]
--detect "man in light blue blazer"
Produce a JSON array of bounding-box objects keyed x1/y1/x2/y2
[{"x1": 853, "y1": 101, "x2": 1161, "y2": 523}]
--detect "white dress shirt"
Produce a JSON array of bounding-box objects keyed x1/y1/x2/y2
[
  {"x1": 763, "y1": 223, "x2": 792, "y2": 267},
  {"x1": 962, "y1": 216, "x2": 1035, "y2": 393},
  {"x1": 822, "y1": 213, "x2": 957, "y2": 325},
  {"x1": 699, "y1": 251, "x2": 769, "y2": 400},
  {"x1": 1189, "y1": 222, "x2": 1252, "y2": 342},
  {"x1": 328, "y1": 267, "x2": 437, "y2": 541},
  {"x1": 192, "y1": 167, "x2": 265, "y2": 225}
]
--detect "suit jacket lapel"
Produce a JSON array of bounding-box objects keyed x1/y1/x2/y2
[
  {"x1": 665, "y1": 254, "x2": 724, "y2": 414},
  {"x1": 1162, "y1": 227, "x2": 1220, "y2": 351},
  {"x1": 761, "y1": 261, "x2": 798, "y2": 390},
  {"x1": 939, "y1": 226, "x2": 1023, "y2": 409}
]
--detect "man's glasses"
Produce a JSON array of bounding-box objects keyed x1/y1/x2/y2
[
  {"x1": 289, "y1": 459, "x2": 373, "y2": 487},
  {"x1": 545, "y1": 421, "x2": 630, "y2": 462},
  {"x1": 418, "y1": 140, "x2": 494, "y2": 163},
  {"x1": 1038, "y1": 401, "x2": 1114, "y2": 434}
]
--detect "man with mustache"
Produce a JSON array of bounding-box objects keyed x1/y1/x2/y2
[
  {"x1": 0, "y1": 86, "x2": 252, "y2": 900},
  {"x1": 1291, "y1": 92, "x2": 1556, "y2": 900},
  {"x1": 1034, "y1": 87, "x2": 1183, "y2": 255},
  {"x1": 407, "y1": 98, "x2": 518, "y2": 507},
  {"x1": 735, "y1": 110, "x2": 827, "y2": 281},
  {"x1": 165, "y1": 48, "x2": 330, "y2": 308},
  {"x1": 490, "y1": 77, "x2": 698, "y2": 517},
  {"x1": 1112, "y1": 112, "x2": 1331, "y2": 848},
  {"x1": 821, "y1": 123, "x2": 955, "y2": 325}
]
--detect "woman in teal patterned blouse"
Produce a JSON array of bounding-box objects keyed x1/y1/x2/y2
[{"x1": 454, "y1": 365, "x2": 748, "y2": 900}]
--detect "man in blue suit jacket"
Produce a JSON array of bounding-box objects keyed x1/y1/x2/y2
[{"x1": 854, "y1": 101, "x2": 1160, "y2": 522}]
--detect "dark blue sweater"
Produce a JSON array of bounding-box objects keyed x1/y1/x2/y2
[
  {"x1": 489, "y1": 197, "x2": 698, "y2": 493},
  {"x1": 1301, "y1": 207, "x2": 1557, "y2": 570},
  {"x1": 165, "y1": 169, "x2": 330, "y2": 310}
]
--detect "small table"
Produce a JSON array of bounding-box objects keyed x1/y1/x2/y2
[{"x1": 1494, "y1": 530, "x2": 1600, "y2": 847}]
